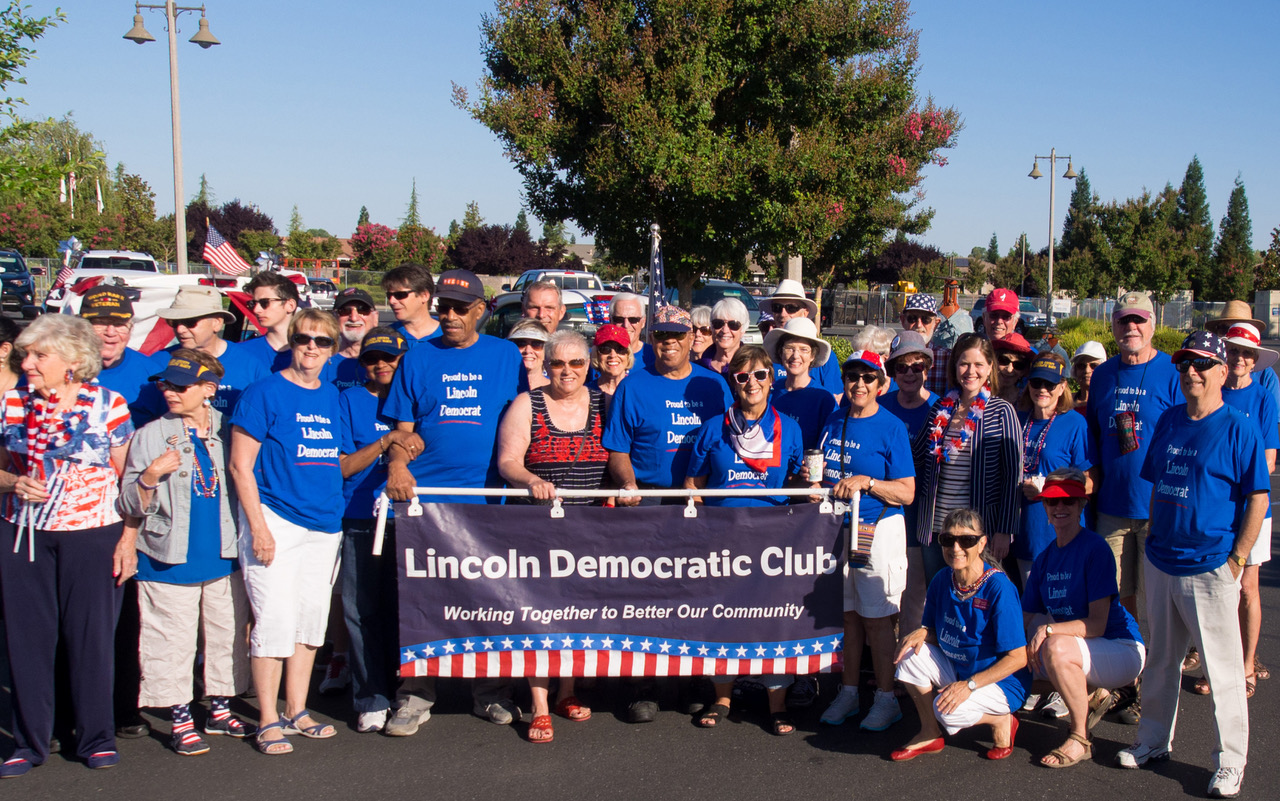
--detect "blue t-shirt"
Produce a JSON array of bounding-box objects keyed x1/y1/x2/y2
[
  {"x1": 1223, "y1": 379, "x2": 1278, "y2": 520},
  {"x1": 381, "y1": 335, "x2": 524, "y2": 504},
  {"x1": 339, "y1": 385, "x2": 396, "y2": 519},
  {"x1": 1016, "y1": 411, "x2": 1093, "y2": 562},
  {"x1": 1086, "y1": 353, "x2": 1182, "y2": 518},
  {"x1": 685, "y1": 406, "x2": 802, "y2": 506},
  {"x1": 231, "y1": 373, "x2": 343, "y2": 533},
  {"x1": 1258, "y1": 366, "x2": 1280, "y2": 414},
  {"x1": 99, "y1": 347, "x2": 161, "y2": 427},
  {"x1": 817, "y1": 405, "x2": 914, "y2": 523},
  {"x1": 1141, "y1": 403, "x2": 1270, "y2": 576},
  {"x1": 772, "y1": 357, "x2": 842, "y2": 396},
  {"x1": 923, "y1": 569, "x2": 1031, "y2": 710},
  {"x1": 638, "y1": 342, "x2": 656, "y2": 369},
  {"x1": 601, "y1": 363, "x2": 733, "y2": 488},
  {"x1": 1023, "y1": 528, "x2": 1142, "y2": 643},
  {"x1": 389, "y1": 320, "x2": 442, "y2": 348},
  {"x1": 332, "y1": 355, "x2": 367, "y2": 392},
  {"x1": 879, "y1": 390, "x2": 940, "y2": 443},
  {"x1": 237, "y1": 334, "x2": 292, "y2": 373},
  {"x1": 135, "y1": 433, "x2": 235, "y2": 584},
  {"x1": 772, "y1": 383, "x2": 838, "y2": 451}
]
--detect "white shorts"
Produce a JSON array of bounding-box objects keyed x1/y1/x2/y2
[
  {"x1": 239, "y1": 504, "x2": 342, "y2": 658},
  {"x1": 1247, "y1": 516, "x2": 1272, "y2": 566},
  {"x1": 843, "y1": 514, "x2": 907, "y2": 618},
  {"x1": 895, "y1": 642, "x2": 1012, "y2": 734}
]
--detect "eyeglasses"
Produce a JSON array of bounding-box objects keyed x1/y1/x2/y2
[
  {"x1": 290, "y1": 333, "x2": 336, "y2": 348},
  {"x1": 781, "y1": 344, "x2": 813, "y2": 357},
  {"x1": 511, "y1": 338, "x2": 545, "y2": 349},
  {"x1": 842, "y1": 371, "x2": 879, "y2": 385},
  {"x1": 693, "y1": 326, "x2": 713, "y2": 336},
  {"x1": 774, "y1": 303, "x2": 805, "y2": 315},
  {"x1": 1043, "y1": 497, "x2": 1082, "y2": 508},
  {"x1": 359, "y1": 352, "x2": 399, "y2": 366},
  {"x1": 652, "y1": 331, "x2": 687, "y2": 342},
  {"x1": 387, "y1": 290, "x2": 415, "y2": 301},
  {"x1": 597, "y1": 342, "x2": 628, "y2": 355},
  {"x1": 1176, "y1": 358, "x2": 1220, "y2": 373},
  {"x1": 612, "y1": 315, "x2": 643, "y2": 325},
  {"x1": 437, "y1": 300, "x2": 477, "y2": 316},
  {"x1": 938, "y1": 533, "x2": 982, "y2": 549},
  {"x1": 338, "y1": 303, "x2": 374, "y2": 317},
  {"x1": 547, "y1": 358, "x2": 588, "y2": 369},
  {"x1": 894, "y1": 362, "x2": 927, "y2": 375},
  {"x1": 997, "y1": 355, "x2": 1029, "y2": 370},
  {"x1": 712, "y1": 319, "x2": 742, "y2": 332},
  {"x1": 989, "y1": 310, "x2": 1014, "y2": 321},
  {"x1": 1028, "y1": 377, "x2": 1060, "y2": 391},
  {"x1": 731, "y1": 369, "x2": 771, "y2": 385}
]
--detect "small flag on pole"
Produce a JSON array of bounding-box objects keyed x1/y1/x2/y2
[
  {"x1": 645, "y1": 224, "x2": 666, "y2": 332},
  {"x1": 202, "y1": 224, "x2": 253, "y2": 275},
  {"x1": 96, "y1": 179, "x2": 104, "y2": 214}
]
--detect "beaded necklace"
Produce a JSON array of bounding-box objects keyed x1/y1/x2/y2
[
  {"x1": 1022, "y1": 412, "x2": 1057, "y2": 477},
  {"x1": 183, "y1": 425, "x2": 220, "y2": 499},
  {"x1": 952, "y1": 566, "x2": 998, "y2": 601}
]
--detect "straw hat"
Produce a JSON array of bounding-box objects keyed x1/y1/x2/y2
[
  {"x1": 1206, "y1": 299, "x2": 1265, "y2": 334},
  {"x1": 765, "y1": 279, "x2": 818, "y2": 317}
]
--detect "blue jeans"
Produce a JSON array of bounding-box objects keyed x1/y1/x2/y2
[{"x1": 341, "y1": 518, "x2": 399, "y2": 713}]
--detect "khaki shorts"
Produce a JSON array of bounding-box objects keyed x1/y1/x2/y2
[
  {"x1": 1096, "y1": 512, "x2": 1149, "y2": 599},
  {"x1": 844, "y1": 514, "x2": 907, "y2": 618}
]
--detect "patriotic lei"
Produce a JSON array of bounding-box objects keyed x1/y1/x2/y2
[{"x1": 927, "y1": 387, "x2": 990, "y2": 463}]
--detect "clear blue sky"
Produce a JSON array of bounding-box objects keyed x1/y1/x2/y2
[{"x1": 17, "y1": 1, "x2": 1280, "y2": 259}]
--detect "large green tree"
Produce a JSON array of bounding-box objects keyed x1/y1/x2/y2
[
  {"x1": 1209, "y1": 175, "x2": 1254, "y2": 301},
  {"x1": 461, "y1": 0, "x2": 958, "y2": 301},
  {"x1": 0, "y1": 2, "x2": 65, "y2": 196},
  {"x1": 1174, "y1": 156, "x2": 1214, "y2": 296},
  {"x1": 1059, "y1": 167, "x2": 1096, "y2": 258}
]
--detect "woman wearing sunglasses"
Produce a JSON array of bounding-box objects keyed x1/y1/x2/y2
[
  {"x1": 689, "y1": 306, "x2": 714, "y2": 362},
  {"x1": 229, "y1": 309, "x2": 345, "y2": 755},
  {"x1": 993, "y1": 334, "x2": 1035, "y2": 408},
  {"x1": 684, "y1": 345, "x2": 804, "y2": 735},
  {"x1": 814, "y1": 350, "x2": 916, "y2": 732},
  {"x1": 588, "y1": 324, "x2": 632, "y2": 403},
  {"x1": 498, "y1": 330, "x2": 607, "y2": 743},
  {"x1": 892, "y1": 509, "x2": 1030, "y2": 762},
  {"x1": 763, "y1": 318, "x2": 836, "y2": 451},
  {"x1": 1022, "y1": 469, "x2": 1143, "y2": 768},
  {"x1": 117, "y1": 349, "x2": 255, "y2": 757},
  {"x1": 507, "y1": 318, "x2": 550, "y2": 390},
  {"x1": 697, "y1": 298, "x2": 750, "y2": 380}
]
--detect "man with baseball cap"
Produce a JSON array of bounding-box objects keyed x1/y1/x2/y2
[
  {"x1": 331, "y1": 287, "x2": 381, "y2": 390},
  {"x1": 764, "y1": 279, "x2": 841, "y2": 395},
  {"x1": 899, "y1": 294, "x2": 951, "y2": 396},
  {"x1": 382, "y1": 269, "x2": 526, "y2": 733},
  {"x1": 1117, "y1": 331, "x2": 1266, "y2": 799},
  {"x1": 981, "y1": 287, "x2": 1022, "y2": 343},
  {"x1": 602, "y1": 302, "x2": 732, "y2": 723}
]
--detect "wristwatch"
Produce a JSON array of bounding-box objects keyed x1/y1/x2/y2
[
  {"x1": 1229, "y1": 553, "x2": 1247, "y2": 567},
  {"x1": 1045, "y1": 624, "x2": 1055, "y2": 636},
  {"x1": 867, "y1": 477, "x2": 877, "y2": 492},
  {"x1": 966, "y1": 679, "x2": 977, "y2": 692}
]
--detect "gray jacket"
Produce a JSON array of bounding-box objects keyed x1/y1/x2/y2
[{"x1": 117, "y1": 409, "x2": 238, "y2": 564}]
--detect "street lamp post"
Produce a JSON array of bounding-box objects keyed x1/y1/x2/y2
[
  {"x1": 124, "y1": 2, "x2": 220, "y2": 275},
  {"x1": 1027, "y1": 148, "x2": 1077, "y2": 307}
]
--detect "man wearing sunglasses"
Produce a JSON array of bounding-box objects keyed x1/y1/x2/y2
[
  {"x1": 899, "y1": 293, "x2": 955, "y2": 396},
  {"x1": 608, "y1": 292, "x2": 654, "y2": 367},
  {"x1": 764, "y1": 279, "x2": 842, "y2": 396},
  {"x1": 1118, "y1": 331, "x2": 1267, "y2": 799},
  {"x1": 240, "y1": 272, "x2": 301, "y2": 372},
  {"x1": 382, "y1": 263, "x2": 440, "y2": 346},
  {"x1": 152, "y1": 285, "x2": 267, "y2": 416},
  {"x1": 521, "y1": 281, "x2": 567, "y2": 334},
  {"x1": 331, "y1": 287, "x2": 382, "y2": 390}
]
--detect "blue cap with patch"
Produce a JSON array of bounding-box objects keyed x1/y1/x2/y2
[
  {"x1": 360, "y1": 329, "x2": 408, "y2": 358},
  {"x1": 149, "y1": 354, "x2": 216, "y2": 386}
]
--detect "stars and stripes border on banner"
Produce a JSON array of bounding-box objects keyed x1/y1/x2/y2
[
  {"x1": 202, "y1": 224, "x2": 253, "y2": 276},
  {"x1": 399, "y1": 634, "x2": 843, "y2": 678}
]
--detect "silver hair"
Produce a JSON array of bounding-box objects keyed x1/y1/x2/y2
[
  {"x1": 690, "y1": 305, "x2": 712, "y2": 328},
  {"x1": 850, "y1": 324, "x2": 895, "y2": 359},
  {"x1": 16, "y1": 314, "x2": 104, "y2": 381},
  {"x1": 609, "y1": 292, "x2": 643, "y2": 314},
  {"x1": 546, "y1": 329, "x2": 589, "y2": 362},
  {"x1": 710, "y1": 297, "x2": 749, "y2": 326}
]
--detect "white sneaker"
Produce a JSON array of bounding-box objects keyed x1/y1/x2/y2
[
  {"x1": 319, "y1": 655, "x2": 350, "y2": 695},
  {"x1": 1021, "y1": 692, "x2": 1041, "y2": 712},
  {"x1": 820, "y1": 686, "x2": 860, "y2": 725},
  {"x1": 357, "y1": 709, "x2": 388, "y2": 733},
  {"x1": 1042, "y1": 691, "x2": 1069, "y2": 719},
  {"x1": 859, "y1": 690, "x2": 902, "y2": 731},
  {"x1": 1115, "y1": 742, "x2": 1170, "y2": 769},
  {"x1": 1208, "y1": 767, "x2": 1243, "y2": 798}
]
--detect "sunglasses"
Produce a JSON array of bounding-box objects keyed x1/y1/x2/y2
[
  {"x1": 360, "y1": 352, "x2": 399, "y2": 366},
  {"x1": 1176, "y1": 358, "x2": 1220, "y2": 373},
  {"x1": 1043, "y1": 497, "x2": 1082, "y2": 507},
  {"x1": 547, "y1": 358, "x2": 589, "y2": 369},
  {"x1": 774, "y1": 303, "x2": 805, "y2": 315},
  {"x1": 290, "y1": 333, "x2": 336, "y2": 348},
  {"x1": 597, "y1": 342, "x2": 628, "y2": 355},
  {"x1": 338, "y1": 303, "x2": 374, "y2": 316},
  {"x1": 997, "y1": 355, "x2": 1029, "y2": 370},
  {"x1": 652, "y1": 330, "x2": 687, "y2": 342},
  {"x1": 842, "y1": 371, "x2": 879, "y2": 385},
  {"x1": 387, "y1": 290, "x2": 416, "y2": 301},
  {"x1": 712, "y1": 319, "x2": 742, "y2": 331},
  {"x1": 989, "y1": 310, "x2": 1014, "y2": 321},
  {"x1": 894, "y1": 362, "x2": 927, "y2": 375},
  {"x1": 732, "y1": 369, "x2": 771, "y2": 385},
  {"x1": 437, "y1": 300, "x2": 477, "y2": 316},
  {"x1": 250, "y1": 297, "x2": 285, "y2": 309},
  {"x1": 938, "y1": 533, "x2": 982, "y2": 549},
  {"x1": 156, "y1": 380, "x2": 201, "y2": 394},
  {"x1": 171, "y1": 316, "x2": 214, "y2": 329},
  {"x1": 693, "y1": 326, "x2": 713, "y2": 336},
  {"x1": 1028, "y1": 377, "x2": 1060, "y2": 391},
  {"x1": 511, "y1": 338, "x2": 545, "y2": 349},
  {"x1": 612, "y1": 316, "x2": 643, "y2": 325},
  {"x1": 902, "y1": 312, "x2": 934, "y2": 325},
  {"x1": 1116, "y1": 314, "x2": 1147, "y2": 326}
]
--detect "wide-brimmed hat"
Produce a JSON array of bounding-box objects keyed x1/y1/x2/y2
[
  {"x1": 1221, "y1": 323, "x2": 1279, "y2": 371},
  {"x1": 763, "y1": 317, "x2": 830, "y2": 366},
  {"x1": 1206, "y1": 299, "x2": 1265, "y2": 334},
  {"x1": 155, "y1": 285, "x2": 235, "y2": 322},
  {"x1": 766, "y1": 279, "x2": 818, "y2": 317},
  {"x1": 1172, "y1": 330, "x2": 1227, "y2": 365}
]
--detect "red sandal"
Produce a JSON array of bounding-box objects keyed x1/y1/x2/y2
[
  {"x1": 527, "y1": 714, "x2": 554, "y2": 744},
  {"x1": 554, "y1": 695, "x2": 592, "y2": 722}
]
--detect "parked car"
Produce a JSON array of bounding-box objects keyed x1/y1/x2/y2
[
  {"x1": 665, "y1": 279, "x2": 763, "y2": 344},
  {"x1": 306, "y1": 277, "x2": 338, "y2": 309},
  {"x1": 42, "y1": 250, "x2": 161, "y2": 313},
  {"x1": 502, "y1": 268, "x2": 608, "y2": 296},
  {"x1": 0, "y1": 249, "x2": 39, "y2": 319},
  {"x1": 481, "y1": 289, "x2": 603, "y2": 339}
]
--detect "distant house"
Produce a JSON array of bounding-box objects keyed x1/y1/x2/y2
[{"x1": 564, "y1": 243, "x2": 597, "y2": 267}]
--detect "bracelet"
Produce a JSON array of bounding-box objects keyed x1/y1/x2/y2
[
  {"x1": 137, "y1": 476, "x2": 158, "y2": 491},
  {"x1": 379, "y1": 435, "x2": 388, "y2": 453}
]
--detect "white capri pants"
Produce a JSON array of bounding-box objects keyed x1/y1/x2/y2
[
  {"x1": 844, "y1": 515, "x2": 908, "y2": 618},
  {"x1": 239, "y1": 504, "x2": 342, "y2": 658},
  {"x1": 1034, "y1": 635, "x2": 1146, "y2": 690},
  {"x1": 895, "y1": 642, "x2": 1011, "y2": 734}
]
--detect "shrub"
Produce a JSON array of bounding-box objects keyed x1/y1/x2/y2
[{"x1": 1054, "y1": 316, "x2": 1184, "y2": 357}]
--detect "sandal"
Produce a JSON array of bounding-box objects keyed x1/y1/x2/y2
[
  {"x1": 1040, "y1": 732, "x2": 1092, "y2": 769},
  {"x1": 1255, "y1": 658, "x2": 1270, "y2": 681},
  {"x1": 770, "y1": 712, "x2": 795, "y2": 736},
  {"x1": 281, "y1": 710, "x2": 336, "y2": 739},
  {"x1": 254, "y1": 721, "x2": 293, "y2": 756},
  {"x1": 1085, "y1": 688, "x2": 1111, "y2": 732},
  {"x1": 696, "y1": 703, "x2": 730, "y2": 728},
  {"x1": 1181, "y1": 647, "x2": 1201, "y2": 673},
  {"x1": 1191, "y1": 676, "x2": 1211, "y2": 695},
  {"x1": 527, "y1": 714, "x2": 554, "y2": 744},
  {"x1": 554, "y1": 695, "x2": 592, "y2": 722},
  {"x1": 1246, "y1": 676, "x2": 1257, "y2": 699}
]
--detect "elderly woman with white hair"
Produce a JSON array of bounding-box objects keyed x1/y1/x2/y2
[
  {"x1": 689, "y1": 305, "x2": 714, "y2": 362},
  {"x1": 698, "y1": 297, "x2": 750, "y2": 379},
  {"x1": 508, "y1": 318, "x2": 550, "y2": 390},
  {"x1": 0, "y1": 314, "x2": 135, "y2": 777}
]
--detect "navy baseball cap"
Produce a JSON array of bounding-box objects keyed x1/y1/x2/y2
[
  {"x1": 149, "y1": 354, "x2": 217, "y2": 386},
  {"x1": 334, "y1": 287, "x2": 376, "y2": 311},
  {"x1": 1173, "y1": 330, "x2": 1227, "y2": 365},
  {"x1": 80, "y1": 285, "x2": 134, "y2": 320},
  {"x1": 360, "y1": 329, "x2": 407, "y2": 358},
  {"x1": 434, "y1": 270, "x2": 485, "y2": 304},
  {"x1": 1027, "y1": 354, "x2": 1068, "y2": 384}
]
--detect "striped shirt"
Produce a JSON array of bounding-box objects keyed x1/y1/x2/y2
[
  {"x1": 931, "y1": 416, "x2": 974, "y2": 535},
  {"x1": 518, "y1": 387, "x2": 608, "y2": 505}
]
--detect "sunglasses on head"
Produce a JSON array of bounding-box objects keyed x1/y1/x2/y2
[
  {"x1": 997, "y1": 355, "x2": 1029, "y2": 370},
  {"x1": 359, "y1": 352, "x2": 399, "y2": 366},
  {"x1": 156, "y1": 380, "x2": 200, "y2": 394},
  {"x1": 387, "y1": 290, "x2": 415, "y2": 301},
  {"x1": 250, "y1": 297, "x2": 285, "y2": 309},
  {"x1": 1028, "y1": 377, "x2": 1060, "y2": 391},
  {"x1": 712, "y1": 319, "x2": 742, "y2": 331},
  {"x1": 1043, "y1": 497, "x2": 1081, "y2": 508},
  {"x1": 842, "y1": 371, "x2": 879, "y2": 385},
  {"x1": 612, "y1": 315, "x2": 643, "y2": 325},
  {"x1": 1176, "y1": 357, "x2": 1220, "y2": 373},
  {"x1": 437, "y1": 299, "x2": 476, "y2": 316},
  {"x1": 938, "y1": 533, "x2": 982, "y2": 549},
  {"x1": 290, "y1": 333, "x2": 335, "y2": 348},
  {"x1": 894, "y1": 361, "x2": 926, "y2": 375},
  {"x1": 732, "y1": 368, "x2": 770, "y2": 385},
  {"x1": 338, "y1": 303, "x2": 374, "y2": 316},
  {"x1": 597, "y1": 342, "x2": 628, "y2": 355},
  {"x1": 774, "y1": 303, "x2": 805, "y2": 315},
  {"x1": 547, "y1": 358, "x2": 588, "y2": 369}
]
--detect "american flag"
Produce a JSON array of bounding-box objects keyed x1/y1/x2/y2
[
  {"x1": 54, "y1": 260, "x2": 76, "y2": 288},
  {"x1": 202, "y1": 224, "x2": 253, "y2": 275},
  {"x1": 645, "y1": 224, "x2": 666, "y2": 331}
]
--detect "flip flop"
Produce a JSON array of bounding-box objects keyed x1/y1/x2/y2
[
  {"x1": 554, "y1": 695, "x2": 592, "y2": 722},
  {"x1": 770, "y1": 712, "x2": 796, "y2": 736},
  {"x1": 1040, "y1": 732, "x2": 1092, "y2": 769},
  {"x1": 254, "y1": 721, "x2": 293, "y2": 756},
  {"x1": 527, "y1": 714, "x2": 554, "y2": 744},
  {"x1": 1191, "y1": 676, "x2": 1211, "y2": 695},
  {"x1": 281, "y1": 710, "x2": 336, "y2": 739}
]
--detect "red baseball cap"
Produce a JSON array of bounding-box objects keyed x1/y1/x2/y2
[
  {"x1": 593, "y1": 323, "x2": 630, "y2": 350},
  {"x1": 986, "y1": 288, "x2": 1019, "y2": 315}
]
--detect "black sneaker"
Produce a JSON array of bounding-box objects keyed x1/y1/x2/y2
[{"x1": 171, "y1": 729, "x2": 210, "y2": 757}]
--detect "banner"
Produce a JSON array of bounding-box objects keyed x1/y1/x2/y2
[{"x1": 396, "y1": 502, "x2": 847, "y2": 678}]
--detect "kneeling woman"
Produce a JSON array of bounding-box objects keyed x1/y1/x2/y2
[
  {"x1": 119, "y1": 350, "x2": 254, "y2": 756},
  {"x1": 684, "y1": 345, "x2": 804, "y2": 735},
  {"x1": 1022, "y1": 469, "x2": 1144, "y2": 768},
  {"x1": 892, "y1": 509, "x2": 1030, "y2": 761}
]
